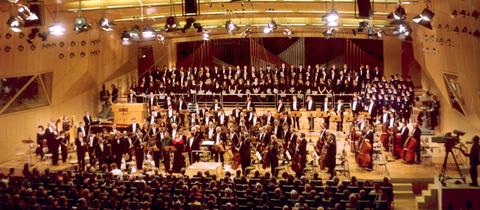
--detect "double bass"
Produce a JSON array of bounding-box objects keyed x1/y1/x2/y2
[
  {"x1": 356, "y1": 137, "x2": 372, "y2": 168},
  {"x1": 401, "y1": 136, "x2": 417, "y2": 163},
  {"x1": 379, "y1": 124, "x2": 390, "y2": 150},
  {"x1": 393, "y1": 129, "x2": 403, "y2": 159}
]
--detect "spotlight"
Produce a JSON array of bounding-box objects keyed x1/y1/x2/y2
[
  {"x1": 358, "y1": 21, "x2": 369, "y2": 32},
  {"x1": 98, "y1": 16, "x2": 114, "y2": 31},
  {"x1": 156, "y1": 34, "x2": 165, "y2": 44},
  {"x1": 7, "y1": 16, "x2": 23, "y2": 33},
  {"x1": 129, "y1": 25, "x2": 141, "y2": 40},
  {"x1": 121, "y1": 30, "x2": 131, "y2": 41},
  {"x1": 324, "y1": 10, "x2": 340, "y2": 27},
  {"x1": 388, "y1": 5, "x2": 406, "y2": 21},
  {"x1": 18, "y1": 4, "x2": 38, "y2": 21},
  {"x1": 74, "y1": 16, "x2": 91, "y2": 32},
  {"x1": 367, "y1": 26, "x2": 375, "y2": 39},
  {"x1": 283, "y1": 27, "x2": 293, "y2": 38},
  {"x1": 240, "y1": 27, "x2": 252, "y2": 37},
  {"x1": 263, "y1": 20, "x2": 277, "y2": 34},
  {"x1": 323, "y1": 27, "x2": 335, "y2": 39},
  {"x1": 225, "y1": 20, "x2": 238, "y2": 34},
  {"x1": 375, "y1": 30, "x2": 385, "y2": 38},
  {"x1": 142, "y1": 25, "x2": 156, "y2": 39},
  {"x1": 181, "y1": 17, "x2": 195, "y2": 33},
  {"x1": 48, "y1": 22, "x2": 66, "y2": 36},
  {"x1": 202, "y1": 30, "x2": 210, "y2": 41},
  {"x1": 193, "y1": 22, "x2": 203, "y2": 32},
  {"x1": 165, "y1": 16, "x2": 179, "y2": 32},
  {"x1": 393, "y1": 22, "x2": 412, "y2": 40},
  {"x1": 413, "y1": 8, "x2": 435, "y2": 29}
]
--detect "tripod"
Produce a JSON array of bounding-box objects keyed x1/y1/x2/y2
[{"x1": 439, "y1": 146, "x2": 466, "y2": 186}]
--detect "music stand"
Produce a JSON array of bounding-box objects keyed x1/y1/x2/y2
[{"x1": 163, "y1": 146, "x2": 177, "y2": 152}]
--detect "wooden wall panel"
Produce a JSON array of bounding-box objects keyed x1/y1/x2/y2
[
  {"x1": 411, "y1": 0, "x2": 480, "y2": 138},
  {"x1": 0, "y1": 12, "x2": 137, "y2": 163}
]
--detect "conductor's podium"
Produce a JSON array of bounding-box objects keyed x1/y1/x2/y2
[{"x1": 112, "y1": 103, "x2": 147, "y2": 125}]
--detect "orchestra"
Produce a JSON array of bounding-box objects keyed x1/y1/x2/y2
[{"x1": 32, "y1": 63, "x2": 424, "y2": 180}]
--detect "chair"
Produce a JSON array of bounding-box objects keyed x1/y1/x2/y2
[{"x1": 334, "y1": 159, "x2": 350, "y2": 178}]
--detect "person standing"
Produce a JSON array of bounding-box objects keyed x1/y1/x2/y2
[
  {"x1": 411, "y1": 122, "x2": 422, "y2": 164},
  {"x1": 268, "y1": 137, "x2": 280, "y2": 177},
  {"x1": 239, "y1": 134, "x2": 251, "y2": 176},
  {"x1": 325, "y1": 134, "x2": 337, "y2": 179},
  {"x1": 462, "y1": 136, "x2": 479, "y2": 186},
  {"x1": 36, "y1": 125, "x2": 46, "y2": 161},
  {"x1": 172, "y1": 131, "x2": 186, "y2": 173},
  {"x1": 75, "y1": 132, "x2": 87, "y2": 171}
]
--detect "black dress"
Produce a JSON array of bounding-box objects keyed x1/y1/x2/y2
[{"x1": 172, "y1": 137, "x2": 186, "y2": 173}]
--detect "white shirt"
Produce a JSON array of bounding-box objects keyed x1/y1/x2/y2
[
  {"x1": 293, "y1": 101, "x2": 298, "y2": 110},
  {"x1": 132, "y1": 123, "x2": 137, "y2": 133},
  {"x1": 352, "y1": 101, "x2": 357, "y2": 110},
  {"x1": 308, "y1": 100, "x2": 313, "y2": 110}
]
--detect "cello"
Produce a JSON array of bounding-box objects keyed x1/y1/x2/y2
[
  {"x1": 379, "y1": 123, "x2": 390, "y2": 150},
  {"x1": 401, "y1": 136, "x2": 417, "y2": 163},
  {"x1": 356, "y1": 137, "x2": 372, "y2": 168},
  {"x1": 393, "y1": 127, "x2": 402, "y2": 159}
]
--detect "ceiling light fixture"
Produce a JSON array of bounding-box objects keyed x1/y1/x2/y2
[
  {"x1": 202, "y1": 30, "x2": 210, "y2": 41},
  {"x1": 99, "y1": 16, "x2": 114, "y2": 31},
  {"x1": 156, "y1": 34, "x2": 166, "y2": 44},
  {"x1": 48, "y1": 3, "x2": 65, "y2": 36},
  {"x1": 7, "y1": 15, "x2": 23, "y2": 32},
  {"x1": 142, "y1": 25, "x2": 156, "y2": 39},
  {"x1": 323, "y1": 27, "x2": 335, "y2": 39},
  {"x1": 283, "y1": 27, "x2": 293, "y2": 38},
  {"x1": 240, "y1": 27, "x2": 252, "y2": 37},
  {"x1": 263, "y1": 20, "x2": 277, "y2": 34},
  {"x1": 413, "y1": 8, "x2": 435, "y2": 29},
  {"x1": 225, "y1": 20, "x2": 238, "y2": 34},
  {"x1": 324, "y1": 10, "x2": 340, "y2": 27},
  {"x1": 387, "y1": 4, "x2": 406, "y2": 21},
  {"x1": 393, "y1": 22, "x2": 412, "y2": 40},
  {"x1": 74, "y1": 0, "x2": 91, "y2": 32},
  {"x1": 18, "y1": 4, "x2": 38, "y2": 21}
]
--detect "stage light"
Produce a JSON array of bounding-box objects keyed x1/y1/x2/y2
[
  {"x1": 225, "y1": 20, "x2": 238, "y2": 34},
  {"x1": 156, "y1": 34, "x2": 165, "y2": 44},
  {"x1": 193, "y1": 22, "x2": 203, "y2": 32},
  {"x1": 263, "y1": 20, "x2": 277, "y2": 34},
  {"x1": 74, "y1": 15, "x2": 91, "y2": 32},
  {"x1": 202, "y1": 30, "x2": 210, "y2": 41},
  {"x1": 142, "y1": 25, "x2": 156, "y2": 39},
  {"x1": 323, "y1": 27, "x2": 335, "y2": 39},
  {"x1": 240, "y1": 27, "x2": 252, "y2": 38},
  {"x1": 18, "y1": 4, "x2": 38, "y2": 21},
  {"x1": 121, "y1": 30, "x2": 131, "y2": 41},
  {"x1": 7, "y1": 16, "x2": 23, "y2": 32},
  {"x1": 8, "y1": 0, "x2": 19, "y2": 3},
  {"x1": 388, "y1": 5, "x2": 406, "y2": 21},
  {"x1": 413, "y1": 8, "x2": 435, "y2": 29},
  {"x1": 129, "y1": 25, "x2": 141, "y2": 40},
  {"x1": 283, "y1": 27, "x2": 293, "y2": 38},
  {"x1": 324, "y1": 10, "x2": 339, "y2": 27},
  {"x1": 358, "y1": 21, "x2": 368, "y2": 32},
  {"x1": 376, "y1": 30, "x2": 385, "y2": 38},
  {"x1": 393, "y1": 22, "x2": 412, "y2": 40},
  {"x1": 48, "y1": 23, "x2": 65, "y2": 36},
  {"x1": 98, "y1": 16, "x2": 114, "y2": 31},
  {"x1": 165, "y1": 16, "x2": 179, "y2": 32}
]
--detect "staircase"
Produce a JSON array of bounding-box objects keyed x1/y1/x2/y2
[
  {"x1": 416, "y1": 182, "x2": 440, "y2": 210},
  {"x1": 393, "y1": 182, "x2": 415, "y2": 199}
]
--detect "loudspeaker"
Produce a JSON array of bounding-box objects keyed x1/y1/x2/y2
[
  {"x1": 357, "y1": 0, "x2": 372, "y2": 18},
  {"x1": 184, "y1": 0, "x2": 198, "y2": 15}
]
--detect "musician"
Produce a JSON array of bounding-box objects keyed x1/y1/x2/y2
[
  {"x1": 290, "y1": 96, "x2": 301, "y2": 130},
  {"x1": 186, "y1": 127, "x2": 202, "y2": 164},
  {"x1": 430, "y1": 95, "x2": 440, "y2": 129},
  {"x1": 325, "y1": 134, "x2": 337, "y2": 179},
  {"x1": 164, "y1": 96, "x2": 174, "y2": 109},
  {"x1": 399, "y1": 122, "x2": 409, "y2": 147},
  {"x1": 87, "y1": 134, "x2": 98, "y2": 168},
  {"x1": 336, "y1": 99, "x2": 345, "y2": 131},
  {"x1": 83, "y1": 111, "x2": 92, "y2": 136},
  {"x1": 277, "y1": 99, "x2": 285, "y2": 113},
  {"x1": 265, "y1": 111, "x2": 274, "y2": 126},
  {"x1": 247, "y1": 110, "x2": 259, "y2": 129},
  {"x1": 351, "y1": 96, "x2": 361, "y2": 114},
  {"x1": 217, "y1": 110, "x2": 228, "y2": 127},
  {"x1": 210, "y1": 99, "x2": 222, "y2": 112},
  {"x1": 258, "y1": 126, "x2": 271, "y2": 146},
  {"x1": 239, "y1": 134, "x2": 251, "y2": 176},
  {"x1": 245, "y1": 96, "x2": 255, "y2": 112},
  {"x1": 380, "y1": 107, "x2": 390, "y2": 124},
  {"x1": 77, "y1": 122, "x2": 87, "y2": 138},
  {"x1": 36, "y1": 125, "x2": 46, "y2": 161},
  {"x1": 272, "y1": 120, "x2": 283, "y2": 139},
  {"x1": 129, "y1": 118, "x2": 141, "y2": 134},
  {"x1": 95, "y1": 136, "x2": 107, "y2": 167},
  {"x1": 364, "y1": 125, "x2": 375, "y2": 170},
  {"x1": 111, "y1": 84, "x2": 119, "y2": 103},
  {"x1": 61, "y1": 116, "x2": 71, "y2": 140},
  {"x1": 411, "y1": 122, "x2": 422, "y2": 164},
  {"x1": 268, "y1": 137, "x2": 280, "y2": 177},
  {"x1": 296, "y1": 133, "x2": 308, "y2": 177},
  {"x1": 213, "y1": 126, "x2": 226, "y2": 164},
  {"x1": 172, "y1": 131, "x2": 186, "y2": 173},
  {"x1": 305, "y1": 96, "x2": 316, "y2": 131},
  {"x1": 162, "y1": 131, "x2": 173, "y2": 171},
  {"x1": 59, "y1": 131, "x2": 69, "y2": 163},
  {"x1": 45, "y1": 122, "x2": 57, "y2": 165},
  {"x1": 461, "y1": 136, "x2": 479, "y2": 186},
  {"x1": 111, "y1": 132, "x2": 124, "y2": 167},
  {"x1": 75, "y1": 131, "x2": 87, "y2": 170},
  {"x1": 148, "y1": 108, "x2": 161, "y2": 125},
  {"x1": 132, "y1": 130, "x2": 145, "y2": 170}
]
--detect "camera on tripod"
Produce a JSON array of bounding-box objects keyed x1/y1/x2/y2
[
  {"x1": 444, "y1": 130, "x2": 465, "y2": 151},
  {"x1": 439, "y1": 129, "x2": 467, "y2": 185}
]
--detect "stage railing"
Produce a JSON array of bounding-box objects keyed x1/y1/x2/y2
[{"x1": 119, "y1": 93, "x2": 355, "y2": 110}]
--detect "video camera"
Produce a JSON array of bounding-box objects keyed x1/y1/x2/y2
[{"x1": 444, "y1": 130, "x2": 465, "y2": 151}]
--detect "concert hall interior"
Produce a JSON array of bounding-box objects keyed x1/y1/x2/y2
[{"x1": 0, "y1": 0, "x2": 479, "y2": 209}]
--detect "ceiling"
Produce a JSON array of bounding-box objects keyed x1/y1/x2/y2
[{"x1": 0, "y1": 0, "x2": 424, "y2": 39}]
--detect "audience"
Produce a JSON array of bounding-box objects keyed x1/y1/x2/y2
[{"x1": 0, "y1": 165, "x2": 393, "y2": 209}]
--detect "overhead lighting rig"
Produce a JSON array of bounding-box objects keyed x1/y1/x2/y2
[
  {"x1": 413, "y1": 8, "x2": 435, "y2": 29},
  {"x1": 263, "y1": 20, "x2": 277, "y2": 34}
]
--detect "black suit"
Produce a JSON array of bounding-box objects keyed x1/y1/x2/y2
[
  {"x1": 239, "y1": 138, "x2": 251, "y2": 175},
  {"x1": 269, "y1": 144, "x2": 280, "y2": 177},
  {"x1": 186, "y1": 132, "x2": 202, "y2": 164},
  {"x1": 277, "y1": 103, "x2": 285, "y2": 113},
  {"x1": 83, "y1": 115, "x2": 92, "y2": 136},
  {"x1": 290, "y1": 100, "x2": 301, "y2": 129},
  {"x1": 111, "y1": 138, "x2": 124, "y2": 167},
  {"x1": 411, "y1": 127, "x2": 422, "y2": 163},
  {"x1": 129, "y1": 123, "x2": 141, "y2": 134},
  {"x1": 326, "y1": 139, "x2": 337, "y2": 178},
  {"x1": 75, "y1": 137, "x2": 87, "y2": 170},
  {"x1": 305, "y1": 100, "x2": 316, "y2": 130}
]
